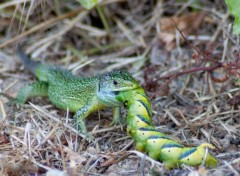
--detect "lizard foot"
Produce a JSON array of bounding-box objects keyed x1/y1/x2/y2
[
  {"x1": 84, "y1": 133, "x2": 94, "y2": 143},
  {"x1": 7, "y1": 99, "x2": 24, "y2": 107},
  {"x1": 74, "y1": 122, "x2": 94, "y2": 142},
  {"x1": 110, "y1": 118, "x2": 124, "y2": 130}
]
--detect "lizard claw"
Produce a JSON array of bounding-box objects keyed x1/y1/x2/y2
[
  {"x1": 110, "y1": 118, "x2": 124, "y2": 130},
  {"x1": 84, "y1": 133, "x2": 94, "y2": 143},
  {"x1": 7, "y1": 99, "x2": 23, "y2": 107},
  {"x1": 75, "y1": 122, "x2": 95, "y2": 142}
]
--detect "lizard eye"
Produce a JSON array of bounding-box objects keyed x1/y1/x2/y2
[{"x1": 113, "y1": 80, "x2": 118, "y2": 85}]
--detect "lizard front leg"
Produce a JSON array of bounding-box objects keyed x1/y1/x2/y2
[
  {"x1": 14, "y1": 81, "x2": 48, "y2": 104},
  {"x1": 111, "y1": 107, "x2": 123, "y2": 130},
  {"x1": 73, "y1": 104, "x2": 94, "y2": 142}
]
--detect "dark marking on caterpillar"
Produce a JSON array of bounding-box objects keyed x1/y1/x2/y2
[
  {"x1": 162, "y1": 143, "x2": 184, "y2": 149},
  {"x1": 148, "y1": 135, "x2": 171, "y2": 140},
  {"x1": 136, "y1": 115, "x2": 152, "y2": 126},
  {"x1": 136, "y1": 91, "x2": 149, "y2": 100},
  {"x1": 179, "y1": 148, "x2": 197, "y2": 160},
  {"x1": 137, "y1": 127, "x2": 157, "y2": 132},
  {"x1": 137, "y1": 100, "x2": 151, "y2": 117}
]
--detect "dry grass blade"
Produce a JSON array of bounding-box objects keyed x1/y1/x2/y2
[{"x1": 0, "y1": 8, "x2": 84, "y2": 49}]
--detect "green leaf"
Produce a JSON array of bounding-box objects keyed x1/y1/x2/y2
[
  {"x1": 77, "y1": 0, "x2": 102, "y2": 10},
  {"x1": 225, "y1": 0, "x2": 240, "y2": 34}
]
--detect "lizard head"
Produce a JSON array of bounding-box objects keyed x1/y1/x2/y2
[
  {"x1": 99, "y1": 70, "x2": 140, "y2": 92},
  {"x1": 97, "y1": 70, "x2": 140, "y2": 107}
]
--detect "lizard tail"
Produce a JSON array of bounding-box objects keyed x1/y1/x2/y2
[{"x1": 16, "y1": 47, "x2": 40, "y2": 75}]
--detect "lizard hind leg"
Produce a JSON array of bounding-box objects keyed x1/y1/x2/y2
[{"x1": 13, "y1": 81, "x2": 48, "y2": 104}]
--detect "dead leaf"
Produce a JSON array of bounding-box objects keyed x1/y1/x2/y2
[
  {"x1": 64, "y1": 147, "x2": 86, "y2": 164},
  {"x1": 0, "y1": 133, "x2": 9, "y2": 145},
  {"x1": 100, "y1": 152, "x2": 129, "y2": 167},
  {"x1": 196, "y1": 166, "x2": 209, "y2": 176},
  {"x1": 158, "y1": 12, "x2": 205, "y2": 50}
]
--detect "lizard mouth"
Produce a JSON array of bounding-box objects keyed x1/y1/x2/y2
[{"x1": 112, "y1": 86, "x2": 141, "y2": 95}]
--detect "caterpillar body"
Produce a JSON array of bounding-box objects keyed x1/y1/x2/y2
[{"x1": 116, "y1": 87, "x2": 217, "y2": 169}]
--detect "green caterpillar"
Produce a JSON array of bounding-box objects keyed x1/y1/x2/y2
[{"x1": 116, "y1": 87, "x2": 217, "y2": 169}]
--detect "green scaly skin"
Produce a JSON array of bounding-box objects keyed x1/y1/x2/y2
[
  {"x1": 116, "y1": 87, "x2": 217, "y2": 169},
  {"x1": 15, "y1": 49, "x2": 140, "y2": 140}
]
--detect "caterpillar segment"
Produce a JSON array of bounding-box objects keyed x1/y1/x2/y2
[
  {"x1": 116, "y1": 87, "x2": 217, "y2": 169},
  {"x1": 159, "y1": 143, "x2": 185, "y2": 168},
  {"x1": 178, "y1": 143, "x2": 217, "y2": 168},
  {"x1": 133, "y1": 127, "x2": 165, "y2": 151},
  {"x1": 146, "y1": 135, "x2": 180, "y2": 160}
]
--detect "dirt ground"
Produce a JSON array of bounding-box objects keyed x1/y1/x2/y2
[{"x1": 0, "y1": 0, "x2": 240, "y2": 175}]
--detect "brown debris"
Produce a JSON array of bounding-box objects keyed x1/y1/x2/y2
[{"x1": 159, "y1": 12, "x2": 206, "y2": 50}]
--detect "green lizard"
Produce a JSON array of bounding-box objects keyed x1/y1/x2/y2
[{"x1": 14, "y1": 48, "x2": 140, "y2": 140}]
